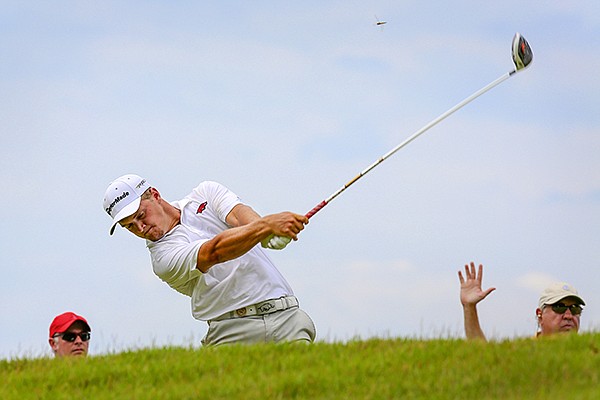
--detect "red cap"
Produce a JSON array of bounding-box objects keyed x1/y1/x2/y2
[{"x1": 49, "y1": 312, "x2": 91, "y2": 338}]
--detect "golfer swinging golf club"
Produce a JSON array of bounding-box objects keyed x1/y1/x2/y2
[{"x1": 103, "y1": 174, "x2": 316, "y2": 345}]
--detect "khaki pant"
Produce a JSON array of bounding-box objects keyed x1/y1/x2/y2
[{"x1": 202, "y1": 307, "x2": 316, "y2": 346}]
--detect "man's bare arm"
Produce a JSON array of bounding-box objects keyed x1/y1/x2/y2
[
  {"x1": 458, "y1": 262, "x2": 496, "y2": 341},
  {"x1": 196, "y1": 206, "x2": 307, "y2": 272}
]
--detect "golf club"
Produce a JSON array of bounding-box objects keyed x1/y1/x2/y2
[{"x1": 267, "y1": 33, "x2": 533, "y2": 249}]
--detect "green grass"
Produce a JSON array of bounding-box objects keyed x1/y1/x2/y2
[{"x1": 2, "y1": 333, "x2": 599, "y2": 399}]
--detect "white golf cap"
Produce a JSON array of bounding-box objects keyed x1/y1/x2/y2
[
  {"x1": 538, "y1": 282, "x2": 585, "y2": 309},
  {"x1": 103, "y1": 174, "x2": 151, "y2": 235}
]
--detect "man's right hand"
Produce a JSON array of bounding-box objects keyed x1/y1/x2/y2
[{"x1": 458, "y1": 262, "x2": 496, "y2": 307}]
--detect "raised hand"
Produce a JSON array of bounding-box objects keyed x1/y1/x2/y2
[{"x1": 458, "y1": 262, "x2": 496, "y2": 307}]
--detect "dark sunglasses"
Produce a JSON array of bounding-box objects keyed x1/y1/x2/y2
[
  {"x1": 55, "y1": 331, "x2": 91, "y2": 342},
  {"x1": 550, "y1": 302, "x2": 583, "y2": 316}
]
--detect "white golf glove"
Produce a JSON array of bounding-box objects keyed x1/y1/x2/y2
[{"x1": 261, "y1": 235, "x2": 292, "y2": 250}]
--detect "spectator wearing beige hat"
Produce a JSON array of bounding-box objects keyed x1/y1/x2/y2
[
  {"x1": 48, "y1": 312, "x2": 91, "y2": 357},
  {"x1": 535, "y1": 282, "x2": 585, "y2": 337},
  {"x1": 458, "y1": 262, "x2": 585, "y2": 341}
]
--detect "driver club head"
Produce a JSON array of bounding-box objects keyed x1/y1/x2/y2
[{"x1": 512, "y1": 32, "x2": 533, "y2": 71}]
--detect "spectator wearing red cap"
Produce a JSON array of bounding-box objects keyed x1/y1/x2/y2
[{"x1": 48, "y1": 312, "x2": 91, "y2": 357}]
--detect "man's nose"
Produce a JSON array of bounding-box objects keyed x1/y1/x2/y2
[{"x1": 135, "y1": 220, "x2": 145, "y2": 232}]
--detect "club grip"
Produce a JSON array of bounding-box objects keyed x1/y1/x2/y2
[{"x1": 305, "y1": 200, "x2": 327, "y2": 220}]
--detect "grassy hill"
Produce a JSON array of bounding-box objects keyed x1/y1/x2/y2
[{"x1": 2, "y1": 333, "x2": 599, "y2": 399}]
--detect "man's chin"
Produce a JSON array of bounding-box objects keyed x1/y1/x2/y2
[
  {"x1": 559, "y1": 326, "x2": 577, "y2": 333},
  {"x1": 145, "y1": 228, "x2": 165, "y2": 241}
]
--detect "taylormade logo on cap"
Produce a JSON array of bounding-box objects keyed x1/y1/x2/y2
[
  {"x1": 103, "y1": 174, "x2": 151, "y2": 235},
  {"x1": 106, "y1": 191, "x2": 130, "y2": 217}
]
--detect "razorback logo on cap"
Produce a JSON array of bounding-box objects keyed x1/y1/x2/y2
[{"x1": 196, "y1": 201, "x2": 208, "y2": 214}]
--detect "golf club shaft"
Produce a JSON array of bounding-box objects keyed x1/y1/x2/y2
[{"x1": 305, "y1": 69, "x2": 515, "y2": 220}]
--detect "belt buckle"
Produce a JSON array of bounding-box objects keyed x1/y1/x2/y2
[
  {"x1": 235, "y1": 307, "x2": 248, "y2": 317},
  {"x1": 230, "y1": 298, "x2": 288, "y2": 320}
]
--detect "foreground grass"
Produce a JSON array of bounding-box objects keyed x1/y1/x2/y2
[{"x1": 2, "y1": 333, "x2": 599, "y2": 399}]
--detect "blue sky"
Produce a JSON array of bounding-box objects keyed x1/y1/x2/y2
[{"x1": 1, "y1": 1, "x2": 599, "y2": 359}]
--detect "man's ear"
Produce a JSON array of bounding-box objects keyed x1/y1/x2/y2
[
  {"x1": 150, "y1": 187, "x2": 161, "y2": 201},
  {"x1": 536, "y1": 308, "x2": 542, "y2": 319},
  {"x1": 48, "y1": 337, "x2": 57, "y2": 353}
]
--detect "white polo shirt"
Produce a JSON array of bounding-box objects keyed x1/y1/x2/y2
[{"x1": 146, "y1": 181, "x2": 294, "y2": 321}]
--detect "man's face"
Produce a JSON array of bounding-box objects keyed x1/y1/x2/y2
[
  {"x1": 49, "y1": 321, "x2": 90, "y2": 357},
  {"x1": 538, "y1": 296, "x2": 583, "y2": 336},
  {"x1": 119, "y1": 190, "x2": 169, "y2": 241}
]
